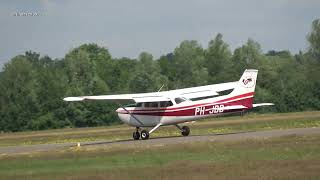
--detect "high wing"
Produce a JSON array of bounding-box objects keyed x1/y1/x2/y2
[
  {"x1": 63, "y1": 92, "x2": 170, "y2": 103},
  {"x1": 169, "y1": 81, "x2": 237, "y2": 99},
  {"x1": 63, "y1": 81, "x2": 237, "y2": 103}
]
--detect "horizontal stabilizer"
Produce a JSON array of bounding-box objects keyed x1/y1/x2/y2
[
  {"x1": 253, "y1": 103, "x2": 274, "y2": 108},
  {"x1": 205, "y1": 105, "x2": 248, "y2": 112},
  {"x1": 63, "y1": 97, "x2": 84, "y2": 101},
  {"x1": 221, "y1": 105, "x2": 248, "y2": 110}
]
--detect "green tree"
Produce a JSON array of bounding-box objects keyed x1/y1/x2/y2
[
  {"x1": 109, "y1": 57, "x2": 138, "y2": 92},
  {"x1": 232, "y1": 39, "x2": 262, "y2": 75},
  {"x1": 0, "y1": 55, "x2": 39, "y2": 131},
  {"x1": 205, "y1": 33, "x2": 232, "y2": 83},
  {"x1": 129, "y1": 52, "x2": 168, "y2": 92},
  {"x1": 170, "y1": 40, "x2": 208, "y2": 88},
  {"x1": 305, "y1": 19, "x2": 320, "y2": 109},
  {"x1": 307, "y1": 19, "x2": 320, "y2": 59}
]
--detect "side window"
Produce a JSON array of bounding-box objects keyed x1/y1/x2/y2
[
  {"x1": 144, "y1": 102, "x2": 151, "y2": 108},
  {"x1": 136, "y1": 103, "x2": 142, "y2": 107},
  {"x1": 175, "y1": 97, "x2": 186, "y2": 104},
  {"x1": 160, "y1": 101, "x2": 173, "y2": 107},
  {"x1": 144, "y1": 102, "x2": 158, "y2": 108},
  {"x1": 150, "y1": 102, "x2": 159, "y2": 108}
]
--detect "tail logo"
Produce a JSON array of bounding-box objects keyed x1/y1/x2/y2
[
  {"x1": 243, "y1": 78, "x2": 252, "y2": 85},
  {"x1": 242, "y1": 77, "x2": 255, "y2": 88}
]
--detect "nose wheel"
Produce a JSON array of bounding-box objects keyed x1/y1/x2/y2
[
  {"x1": 132, "y1": 128, "x2": 150, "y2": 140},
  {"x1": 140, "y1": 130, "x2": 149, "y2": 140},
  {"x1": 133, "y1": 127, "x2": 140, "y2": 140},
  {"x1": 132, "y1": 123, "x2": 161, "y2": 140},
  {"x1": 133, "y1": 131, "x2": 140, "y2": 140}
]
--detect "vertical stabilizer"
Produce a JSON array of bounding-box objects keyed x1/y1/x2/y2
[{"x1": 230, "y1": 69, "x2": 258, "y2": 96}]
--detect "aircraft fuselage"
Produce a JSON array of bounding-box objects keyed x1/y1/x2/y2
[{"x1": 116, "y1": 92, "x2": 254, "y2": 127}]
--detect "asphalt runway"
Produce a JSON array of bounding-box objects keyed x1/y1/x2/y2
[{"x1": 0, "y1": 127, "x2": 319, "y2": 155}]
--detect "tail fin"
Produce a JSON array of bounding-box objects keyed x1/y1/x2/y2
[
  {"x1": 228, "y1": 69, "x2": 274, "y2": 109},
  {"x1": 226, "y1": 69, "x2": 258, "y2": 108},
  {"x1": 230, "y1": 69, "x2": 258, "y2": 96}
]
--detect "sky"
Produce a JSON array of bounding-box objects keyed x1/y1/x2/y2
[{"x1": 0, "y1": 0, "x2": 319, "y2": 67}]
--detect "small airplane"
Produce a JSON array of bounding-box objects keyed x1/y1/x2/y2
[{"x1": 64, "y1": 69, "x2": 273, "y2": 140}]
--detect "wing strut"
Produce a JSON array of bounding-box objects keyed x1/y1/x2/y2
[
  {"x1": 119, "y1": 104, "x2": 144, "y2": 126},
  {"x1": 149, "y1": 123, "x2": 162, "y2": 134}
]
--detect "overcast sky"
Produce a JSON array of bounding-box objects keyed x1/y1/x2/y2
[{"x1": 1, "y1": 0, "x2": 319, "y2": 67}]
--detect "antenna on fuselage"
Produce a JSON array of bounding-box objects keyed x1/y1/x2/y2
[{"x1": 157, "y1": 84, "x2": 165, "y2": 92}]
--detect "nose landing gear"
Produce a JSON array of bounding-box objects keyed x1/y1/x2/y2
[
  {"x1": 133, "y1": 131, "x2": 140, "y2": 140},
  {"x1": 140, "y1": 130, "x2": 149, "y2": 140},
  {"x1": 133, "y1": 127, "x2": 140, "y2": 140},
  {"x1": 132, "y1": 127, "x2": 150, "y2": 140}
]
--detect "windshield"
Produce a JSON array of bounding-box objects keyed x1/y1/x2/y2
[
  {"x1": 125, "y1": 103, "x2": 142, "y2": 107},
  {"x1": 175, "y1": 97, "x2": 187, "y2": 104}
]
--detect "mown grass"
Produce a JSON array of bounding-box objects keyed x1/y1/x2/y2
[
  {"x1": 0, "y1": 111, "x2": 320, "y2": 147},
  {"x1": 0, "y1": 134, "x2": 319, "y2": 179}
]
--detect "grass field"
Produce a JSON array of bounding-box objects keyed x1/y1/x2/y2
[
  {"x1": 0, "y1": 111, "x2": 319, "y2": 147},
  {"x1": 0, "y1": 111, "x2": 320, "y2": 179},
  {"x1": 0, "y1": 134, "x2": 319, "y2": 179}
]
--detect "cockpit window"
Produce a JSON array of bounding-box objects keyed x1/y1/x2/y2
[
  {"x1": 175, "y1": 97, "x2": 187, "y2": 104},
  {"x1": 160, "y1": 101, "x2": 173, "y2": 107}
]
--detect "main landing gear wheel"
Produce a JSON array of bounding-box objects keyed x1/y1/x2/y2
[
  {"x1": 181, "y1": 126, "x2": 190, "y2": 136},
  {"x1": 141, "y1": 130, "x2": 150, "y2": 140},
  {"x1": 133, "y1": 131, "x2": 140, "y2": 140}
]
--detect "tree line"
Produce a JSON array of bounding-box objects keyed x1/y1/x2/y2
[{"x1": 0, "y1": 19, "x2": 319, "y2": 132}]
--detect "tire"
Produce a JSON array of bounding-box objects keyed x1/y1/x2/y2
[
  {"x1": 141, "y1": 130, "x2": 149, "y2": 140},
  {"x1": 181, "y1": 126, "x2": 190, "y2": 136},
  {"x1": 133, "y1": 131, "x2": 140, "y2": 140}
]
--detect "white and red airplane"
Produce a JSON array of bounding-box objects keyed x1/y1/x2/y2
[{"x1": 64, "y1": 69, "x2": 273, "y2": 140}]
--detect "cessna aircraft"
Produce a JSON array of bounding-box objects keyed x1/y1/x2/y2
[{"x1": 64, "y1": 69, "x2": 273, "y2": 140}]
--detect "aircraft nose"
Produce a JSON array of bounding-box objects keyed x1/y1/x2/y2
[
  {"x1": 116, "y1": 108, "x2": 121, "y2": 113},
  {"x1": 116, "y1": 108, "x2": 130, "y2": 124}
]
